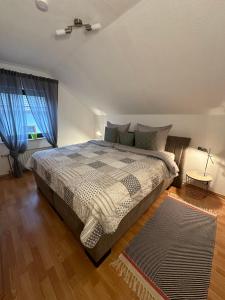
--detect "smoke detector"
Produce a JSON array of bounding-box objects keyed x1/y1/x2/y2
[{"x1": 35, "y1": 0, "x2": 48, "y2": 12}]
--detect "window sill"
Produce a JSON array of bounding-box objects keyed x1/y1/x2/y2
[{"x1": 28, "y1": 137, "x2": 46, "y2": 141}]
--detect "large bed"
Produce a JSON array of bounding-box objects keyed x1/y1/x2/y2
[{"x1": 31, "y1": 135, "x2": 190, "y2": 266}]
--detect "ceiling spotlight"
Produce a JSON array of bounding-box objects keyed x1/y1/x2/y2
[
  {"x1": 55, "y1": 18, "x2": 101, "y2": 36},
  {"x1": 35, "y1": 0, "x2": 48, "y2": 12},
  {"x1": 55, "y1": 27, "x2": 72, "y2": 36},
  {"x1": 85, "y1": 23, "x2": 102, "y2": 32}
]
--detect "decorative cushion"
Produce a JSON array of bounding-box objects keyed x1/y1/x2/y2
[
  {"x1": 119, "y1": 132, "x2": 135, "y2": 146},
  {"x1": 134, "y1": 131, "x2": 158, "y2": 150},
  {"x1": 136, "y1": 123, "x2": 172, "y2": 151},
  {"x1": 104, "y1": 127, "x2": 118, "y2": 143},
  {"x1": 107, "y1": 121, "x2": 130, "y2": 133}
]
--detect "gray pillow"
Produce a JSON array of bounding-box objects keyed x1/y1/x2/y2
[
  {"x1": 119, "y1": 132, "x2": 134, "y2": 146},
  {"x1": 136, "y1": 123, "x2": 172, "y2": 151},
  {"x1": 135, "y1": 131, "x2": 158, "y2": 150},
  {"x1": 107, "y1": 121, "x2": 130, "y2": 133},
  {"x1": 104, "y1": 127, "x2": 118, "y2": 143}
]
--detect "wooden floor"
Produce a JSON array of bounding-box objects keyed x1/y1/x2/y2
[{"x1": 1, "y1": 172, "x2": 225, "y2": 300}]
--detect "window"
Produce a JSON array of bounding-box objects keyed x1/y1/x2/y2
[
  {"x1": 23, "y1": 96, "x2": 41, "y2": 135},
  {"x1": 0, "y1": 92, "x2": 44, "y2": 141}
]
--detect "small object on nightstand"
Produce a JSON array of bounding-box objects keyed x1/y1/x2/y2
[
  {"x1": 96, "y1": 130, "x2": 102, "y2": 140},
  {"x1": 186, "y1": 170, "x2": 213, "y2": 191}
]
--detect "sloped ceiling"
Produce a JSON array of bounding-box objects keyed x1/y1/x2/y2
[{"x1": 0, "y1": 0, "x2": 225, "y2": 114}]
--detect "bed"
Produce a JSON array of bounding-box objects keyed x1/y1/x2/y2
[{"x1": 31, "y1": 135, "x2": 190, "y2": 266}]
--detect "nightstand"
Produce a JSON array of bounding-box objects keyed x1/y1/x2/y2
[{"x1": 186, "y1": 170, "x2": 213, "y2": 191}]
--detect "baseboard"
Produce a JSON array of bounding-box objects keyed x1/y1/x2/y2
[{"x1": 0, "y1": 173, "x2": 11, "y2": 180}]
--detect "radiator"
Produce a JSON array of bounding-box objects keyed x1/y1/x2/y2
[
  {"x1": 1, "y1": 147, "x2": 51, "y2": 175},
  {"x1": 19, "y1": 147, "x2": 51, "y2": 169}
]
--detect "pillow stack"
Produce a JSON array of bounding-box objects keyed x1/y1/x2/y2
[
  {"x1": 104, "y1": 121, "x2": 172, "y2": 151},
  {"x1": 104, "y1": 121, "x2": 130, "y2": 143}
]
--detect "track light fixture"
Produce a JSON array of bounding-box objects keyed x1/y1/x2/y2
[{"x1": 56, "y1": 18, "x2": 101, "y2": 36}]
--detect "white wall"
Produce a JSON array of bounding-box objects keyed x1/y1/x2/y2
[
  {"x1": 58, "y1": 83, "x2": 95, "y2": 146},
  {"x1": 0, "y1": 61, "x2": 95, "y2": 175},
  {"x1": 96, "y1": 114, "x2": 225, "y2": 195}
]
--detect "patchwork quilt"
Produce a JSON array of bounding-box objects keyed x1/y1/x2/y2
[{"x1": 28, "y1": 140, "x2": 178, "y2": 248}]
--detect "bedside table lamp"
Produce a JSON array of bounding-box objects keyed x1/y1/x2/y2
[
  {"x1": 197, "y1": 147, "x2": 214, "y2": 176},
  {"x1": 96, "y1": 130, "x2": 102, "y2": 139}
]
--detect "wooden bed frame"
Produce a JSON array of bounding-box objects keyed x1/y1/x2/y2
[{"x1": 34, "y1": 136, "x2": 191, "y2": 266}]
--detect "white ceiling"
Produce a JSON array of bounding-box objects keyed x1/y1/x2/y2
[{"x1": 1, "y1": 0, "x2": 225, "y2": 114}]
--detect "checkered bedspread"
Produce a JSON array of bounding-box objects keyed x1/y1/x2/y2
[{"x1": 29, "y1": 141, "x2": 177, "y2": 248}]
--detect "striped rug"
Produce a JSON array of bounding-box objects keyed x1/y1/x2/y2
[{"x1": 112, "y1": 197, "x2": 217, "y2": 300}]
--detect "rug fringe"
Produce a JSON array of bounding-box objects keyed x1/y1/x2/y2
[
  {"x1": 168, "y1": 192, "x2": 217, "y2": 217},
  {"x1": 111, "y1": 255, "x2": 165, "y2": 300}
]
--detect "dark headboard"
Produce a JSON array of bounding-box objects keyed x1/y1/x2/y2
[{"x1": 165, "y1": 136, "x2": 191, "y2": 188}]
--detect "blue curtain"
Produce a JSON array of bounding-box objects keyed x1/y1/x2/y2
[
  {"x1": 21, "y1": 75, "x2": 58, "y2": 147},
  {"x1": 0, "y1": 69, "x2": 27, "y2": 177}
]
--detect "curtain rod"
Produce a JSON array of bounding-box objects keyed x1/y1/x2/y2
[{"x1": 0, "y1": 68, "x2": 58, "y2": 84}]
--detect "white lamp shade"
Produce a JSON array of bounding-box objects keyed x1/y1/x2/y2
[
  {"x1": 96, "y1": 130, "x2": 102, "y2": 137},
  {"x1": 91, "y1": 23, "x2": 102, "y2": 31},
  {"x1": 56, "y1": 29, "x2": 66, "y2": 36}
]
